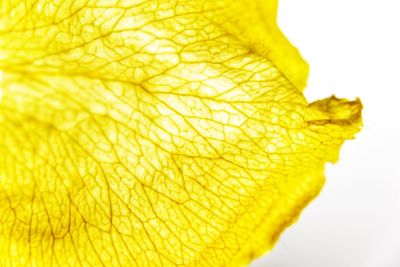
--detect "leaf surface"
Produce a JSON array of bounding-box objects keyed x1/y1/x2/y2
[{"x1": 0, "y1": 0, "x2": 362, "y2": 266}]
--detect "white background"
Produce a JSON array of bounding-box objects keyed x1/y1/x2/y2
[{"x1": 252, "y1": 0, "x2": 400, "y2": 266}]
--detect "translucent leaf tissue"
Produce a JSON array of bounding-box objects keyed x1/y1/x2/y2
[{"x1": 0, "y1": 0, "x2": 362, "y2": 266}]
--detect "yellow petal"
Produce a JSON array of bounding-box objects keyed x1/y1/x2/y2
[{"x1": 0, "y1": 0, "x2": 362, "y2": 266}]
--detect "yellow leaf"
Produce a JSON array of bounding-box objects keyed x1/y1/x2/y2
[{"x1": 0, "y1": 0, "x2": 362, "y2": 266}]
